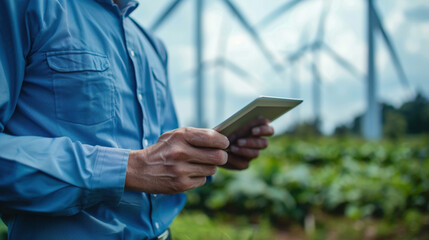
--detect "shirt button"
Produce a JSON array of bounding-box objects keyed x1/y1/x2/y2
[
  {"x1": 153, "y1": 194, "x2": 157, "y2": 197},
  {"x1": 155, "y1": 222, "x2": 160, "y2": 229},
  {"x1": 143, "y1": 139, "x2": 149, "y2": 147},
  {"x1": 138, "y1": 94, "x2": 143, "y2": 101},
  {"x1": 130, "y1": 49, "x2": 135, "y2": 57}
]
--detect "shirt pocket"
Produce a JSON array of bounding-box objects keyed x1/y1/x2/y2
[{"x1": 47, "y1": 51, "x2": 114, "y2": 125}]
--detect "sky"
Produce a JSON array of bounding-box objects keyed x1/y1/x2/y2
[{"x1": 131, "y1": 0, "x2": 429, "y2": 134}]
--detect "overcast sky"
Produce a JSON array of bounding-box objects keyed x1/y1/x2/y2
[{"x1": 132, "y1": 0, "x2": 429, "y2": 134}]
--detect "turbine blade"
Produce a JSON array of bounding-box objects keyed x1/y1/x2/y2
[
  {"x1": 315, "y1": 0, "x2": 333, "y2": 42},
  {"x1": 203, "y1": 58, "x2": 255, "y2": 82},
  {"x1": 287, "y1": 43, "x2": 313, "y2": 62},
  {"x1": 372, "y1": 6, "x2": 410, "y2": 88},
  {"x1": 321, "y1": 43, "x2": 363, "y2": 79},
  {"x1": 150, "y1": 0, "x2": 185, "y2": 32},
  {"x1": 220, "y1": 59, "x2": 253, "y2": 79},
  {"x1": 256, "y1": 0, "x2": 307, "y2": 29},
  {"x1": 222, "y1": 0, "x2": 284, "y2": 73}
]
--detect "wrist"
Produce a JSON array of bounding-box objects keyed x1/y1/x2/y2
[{"x1": 125, "y1": 150, "x2": 143, "y2": 192}]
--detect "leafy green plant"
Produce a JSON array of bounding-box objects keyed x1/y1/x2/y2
[{"x1": 186, "y1": 136, "x2": 429, "y2": 230}]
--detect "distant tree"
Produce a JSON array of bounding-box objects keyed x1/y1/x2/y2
[
  {"x1": 351, "y1": 115, "x2": 362, "y2": 135},
  {"x1": 286, "y1": 121, "x2": 322, "y2": 138},
  {"x1": 383, "y1": 110, "x2": 407, "y2": 140},
  {"x1": 333, "y1": 124, "x2": 353, "y2": 137},
  {"x1": 400, "y1": 93, "x2": 429, "y2": 134},
  {"x1": 338, "y1": 92, "x2": 429, "y2": 137}
]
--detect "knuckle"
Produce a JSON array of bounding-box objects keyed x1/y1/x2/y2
[
  {"x1": 207, "y1": 129, "x2": 225, "y2": 143},
  {"x1": 172, "y1": 165, "x2": 187, "y2": 176},
  {"x1": 207, "y1": 166, "x2": 218, "y2": 175},
  {"x1": 160, "y1": 129, "x2": 173, "y2": 138},
  {"x1": 167, "y1": 146, "x2": 184, "y2": 159},
  {"x1": 213, "y1": 150, "x2": 223, "y2": 160},
  {"x1": 171, "y1": 178, "x2": 188, "y2": 192},
  {"x1": 173, "y1": 129, "x2": 185, "y2": 139},
  {"x1": 204, "y1": 129, "x2": 218, "y2": 140},
  {"x1": 175, "y1": 146, "x2": 192, "y2": 160},
  {"x1": 182, "y1": 127, "x2": 194, "y2": 135},
  {"x1": 207, "y1": 129, "x2": 217, "y2": 137},
  {"x1": 211, "y1": 150, "x2": 227, "y2": 165}
]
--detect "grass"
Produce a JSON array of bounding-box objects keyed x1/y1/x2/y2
[
  {"x1": 170, "y1": 211, "x2": 275, "y2": 240},
  {"x1": 172, "y1": 210, "x2": 429, "y2": 240}
]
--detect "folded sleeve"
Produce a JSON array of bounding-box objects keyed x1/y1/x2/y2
[{"x1": 0, "y1": 0, "x2": 129, "y2": 216}]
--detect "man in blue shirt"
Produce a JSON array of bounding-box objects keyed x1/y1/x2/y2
[{"x1": 0, "y1": 0, "x2": 273, "y2": 239}]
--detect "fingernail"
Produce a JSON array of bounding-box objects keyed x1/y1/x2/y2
[
  {"x1": 231, "y1": 145, "x2": 239, "y2": 153},
  {"x1": 237, "y1": 139, "x2": 247, "y2": 146},
  {"x1": 252, "y1": 127, "x2": 260, "y2": 135},
  {"x1": 223, "y1": 136, "x2": 230, "y2": 148}
]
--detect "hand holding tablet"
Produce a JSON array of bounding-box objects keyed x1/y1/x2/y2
[{"x1": 214, "y1": 96, "x2": 303, "y2": 142}]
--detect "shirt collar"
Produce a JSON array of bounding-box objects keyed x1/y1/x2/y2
[{"x1": 96, "y1": 0, "x2": 139, "y2": 17}]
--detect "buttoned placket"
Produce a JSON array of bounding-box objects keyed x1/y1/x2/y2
[
  {"x1": 119, "y1": 19, "x2": 148, "y2": 150},
  {"x1": 119, "y1": 8, "x2": 162, "y2": 237}
]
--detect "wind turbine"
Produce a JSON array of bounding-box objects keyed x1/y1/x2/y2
[
  {"x1": 256, "y1": 0, "x2": 361, "y2": 129},
  {"x1": 259, "y1": 0, "x2": 410, "y2": 138},
  {"x1": 284, "y1": 0, "x2": 363, "y2": 129},
  {"x1": 149, "y1": 0, "x2": 283, "y2": 128},
  {"x1": 363, "y1": 0, "x2": 410, "y2": 139}
]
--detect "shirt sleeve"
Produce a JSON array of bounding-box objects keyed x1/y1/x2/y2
[{"x1": 0, "y1": 0, "x2": 129, "y2": 216}]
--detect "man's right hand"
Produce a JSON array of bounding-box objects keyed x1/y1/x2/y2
[{"x1": 125, "y1": 127, "x2": 229, "y2": 194}]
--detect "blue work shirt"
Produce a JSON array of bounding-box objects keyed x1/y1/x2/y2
[{"x1": 0, "y1": 0, "x2": 186, "y2": 239}]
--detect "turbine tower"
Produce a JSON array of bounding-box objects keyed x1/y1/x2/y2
[{"x1": 364, "y1": 0, "x2": 410, "y2": 139}]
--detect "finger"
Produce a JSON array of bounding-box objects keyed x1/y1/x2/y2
[
  {"x1": 169, "y1": 161, "x2": 218, "y2": 178},
  {"x1": 173, "y1": 177, "x2": 207, "y2": 192},
  {"x1": 187, "y1": 148, "x2": 228, "y2": 166},
  {"x1": 224, "y1": 155, "x2": 252, "y2": 170},
  {"x1": 183, "y1": 127, "x2": 230, "y2": 149},
  {"x1": 251, "y1": 125, "x2": 274, "y2": 137},
  {"x1": 236, "y1": 138, "x2": 268, "y2": 149},
  {"x1": 230, "y1": 145, "x2": 260, "y2": 159},
  {"x1": 187, "y1": 177, "x2": 207, "y2": 190},
  {"x1": 188, "y1": 164, "x2": 218, "y2": 177}
]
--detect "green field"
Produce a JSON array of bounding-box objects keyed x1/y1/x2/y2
[
  {"x1": 182, "y1": 135, "x2": 429, "y2": 239},
  {"x1": 2, "y1": 136, "x2": 429, "y2": 239}
]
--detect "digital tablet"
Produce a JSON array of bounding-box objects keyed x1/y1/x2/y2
[{"x1": 213, "y1": 96, "x2": 302, "y2": 141}]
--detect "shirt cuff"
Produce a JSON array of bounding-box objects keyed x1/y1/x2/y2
[{"x1": 86, "y1": 146, "x2": 130, "y2": 207}]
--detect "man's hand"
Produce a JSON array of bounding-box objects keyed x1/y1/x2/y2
[
  {"x1": 125, "y1": 127, "x2": 229, "y2": 194},
  {"x1": 222, "y1": 122, "x2": 274, "y2": 170}
]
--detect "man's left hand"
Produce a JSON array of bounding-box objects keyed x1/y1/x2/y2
[{"x1": 221, "y1": 123, "x2": 274, "y2": 170}]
